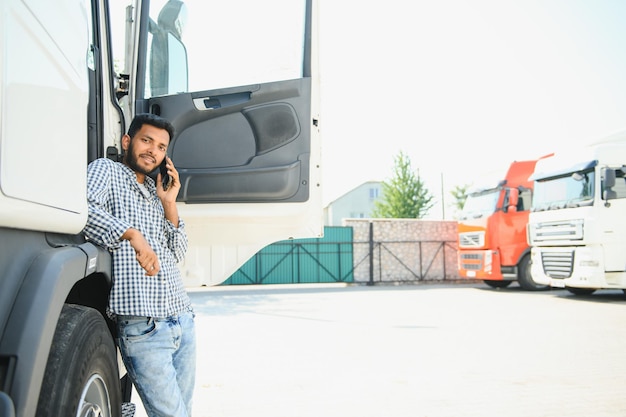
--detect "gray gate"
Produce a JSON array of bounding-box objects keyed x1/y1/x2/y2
[{"x1": 222, "y1": 220, "x2": 460, "y2": 286}]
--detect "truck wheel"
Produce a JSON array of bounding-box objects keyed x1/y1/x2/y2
[
  {"x1": 36, "y1": 304, "x2": 121, "y2": 417},
  {"x1": 484, "y1": 280, "x2": 512, "y2": 288},
  {"x1": 517, "y1": 254, "x2": 548, "y2": 291}
]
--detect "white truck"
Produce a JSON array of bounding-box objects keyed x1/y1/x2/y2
[
  {"x1": 0, "y1": 0, "x2": 321, "y2": 416},
  {"x1": 527, "y1": 131, "x2": 626, "y2": 295}
]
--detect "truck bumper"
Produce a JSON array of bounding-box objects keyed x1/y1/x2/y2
[
  {"x1": 531, "y1": 246, "x2": 626, "y2": 289},
  {"x1": 530, "y1": 247, "x2": 551, "y2": 286},
  {"x1": 458, "y1": 250, "x2": 505, "y2": 280}
]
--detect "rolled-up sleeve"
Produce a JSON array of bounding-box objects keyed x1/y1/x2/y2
[{"x1": 165, "y1": 218, "x2": 188, "y2": 263}]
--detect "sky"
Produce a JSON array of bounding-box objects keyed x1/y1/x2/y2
[{"x1": 318, "y1": 0, "x2": 626, "y2": 218}]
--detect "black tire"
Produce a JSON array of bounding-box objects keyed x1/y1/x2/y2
[
  {"x1": 36, "y1": 304, "x2": 121, "y2": 417},
  {"x1": 566, "y1": 287, "x2": 596, "y2": 296},
  {"x1": 484, "y1": 279, "x2": 512, "y2": 288},
  {"x1": 517, "y1": 254, "x2": 548, "y2": 291}
]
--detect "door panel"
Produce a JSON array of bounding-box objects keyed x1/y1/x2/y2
[{"x1": 147, "y1": 79, "x2": 312, "y2": 203}]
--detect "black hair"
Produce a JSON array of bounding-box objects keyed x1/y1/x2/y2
[{"x1": 127, "y1": 113, "x2": 175, "y2": 142}]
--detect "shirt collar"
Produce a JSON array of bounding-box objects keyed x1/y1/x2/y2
[{"x1": 119, "y1": 162, "x2": 157, "y2": 195}]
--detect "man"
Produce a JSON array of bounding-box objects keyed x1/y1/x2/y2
[{"x1": 82, "y1": 113, "x2": 195, "y2": 417}]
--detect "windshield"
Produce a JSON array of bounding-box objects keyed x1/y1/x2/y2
[
  {"x1": 460, "y1": 189, "x2": 500, "y2": 220},
  {"x1": 532, "y1": 169, "x2": 594, "y2": 211}
]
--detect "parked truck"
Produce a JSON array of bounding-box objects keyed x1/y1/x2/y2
[
  {"x1": 0, "y1": 1, "x2": 321, "y2": 416},
  {"x1": 527, "y1": 132, "x2": 626, "y2": 295},
  {"x1": 457, "y1": 158, "x2": 549, "y2": 290}
]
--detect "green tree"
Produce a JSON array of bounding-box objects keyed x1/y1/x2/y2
[
  {"x1": 371, "y1": 151, "x2": 434, "y2": 218},
  {"x1": 450, "y1": 184, "x2": 470, "y2": 217}
]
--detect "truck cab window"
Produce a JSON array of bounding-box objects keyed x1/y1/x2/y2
[
  {"x1": 144, "y1": 0, "x2": 306, "y2": 98},
  {"x1": 188, "y1": 0, "x2": 305, "y2": 92},
  {"x1": 533, "y1": 170, "x2": 595, "y2": 211},
  {"x1": 518, "y1": 188, "x2": 531, "y2": 211},
  {"x1": 110, "y1": 0, "x2": 306, "y2": 97}
]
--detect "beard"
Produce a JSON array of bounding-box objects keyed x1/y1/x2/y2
[{"x1": 124, "y1": 139, "x2": 157, "y2": 176}]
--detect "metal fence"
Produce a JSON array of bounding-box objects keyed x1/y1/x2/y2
[
  {"x1": 222, "y1": 225, "x2": 459, "y2": 286},
  {"x1": 352, "y1": 239, "x2": 458, "y2": 285},
  {"x1": 347, "y1": 219, "x2": 459, "y2": 284}
]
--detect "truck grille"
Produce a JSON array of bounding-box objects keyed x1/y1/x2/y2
[
  {"x1": 541, "y1": 250, "x2": 574, "y2": 278},
  {"x1": 459, "y1": 232, "x2": 484, "y2": 248},
  {"x1": 460, "y1": 253, "x2": 482, "y2": 270},
  {"x1": 529, "y1": 219, "x2": 583, "y2": 243}
]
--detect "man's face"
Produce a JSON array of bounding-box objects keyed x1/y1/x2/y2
[{"x1": 122, "y1": 124, "x2": 170, "y2": 175}]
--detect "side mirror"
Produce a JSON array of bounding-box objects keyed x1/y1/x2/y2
[
  {"x1": 507, "y1": 188, "x2": 519, "y2": 213},
  {"x1": 158, "y1": 0, "x2": 187, "y2": 39},
  {"x1": 149, "y1": 1, "x2": 189, "y2": 97},
  {"x1": 603, "y1": 168, "x2": 616, "y2": 188},
  {"x1": 603, "y1": 168, "x2": 617, "y2": 202}
]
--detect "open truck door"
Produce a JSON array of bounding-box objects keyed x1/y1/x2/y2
[{"x1": 114, "y1": 0, "x2": 322, "y2": 286}]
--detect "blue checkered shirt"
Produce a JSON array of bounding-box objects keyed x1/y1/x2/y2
[{"x1": 82, "y1": 158, "x2": 192, "y2": 318}]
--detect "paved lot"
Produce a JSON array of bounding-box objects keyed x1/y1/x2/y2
[{"x1": 134, "y1": 282, "x2": 626, "y2": 417}]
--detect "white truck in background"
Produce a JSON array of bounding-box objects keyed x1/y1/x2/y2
[
  {"x1": 0, "y1": 1, "x2": 321, "y2": 416},
  {"x1": 527, "y1": 131, "x2": 626, "y2": 295}
]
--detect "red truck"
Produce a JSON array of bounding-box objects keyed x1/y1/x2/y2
[{"x1": 457, "y1": 157, "x2": 550, "y2": 290}]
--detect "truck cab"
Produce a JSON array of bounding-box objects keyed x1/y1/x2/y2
[
  {"x1": 0, "y1": 1, "x2": 320, "y2": 416},
  {"x1": 458, "y1": 159, "x2": 547, "y2": 290},
  {"x1": 528, "y1": 132, "x2": 626, "y2": 295}
]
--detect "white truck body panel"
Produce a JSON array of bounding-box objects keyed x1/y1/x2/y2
[{"x1": 0, "y1": 0, "x2": 89, "y2": 233}]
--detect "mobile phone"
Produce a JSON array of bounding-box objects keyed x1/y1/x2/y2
[{"x1": 160, "y1": 158, "x2": 173, "y2": 190}]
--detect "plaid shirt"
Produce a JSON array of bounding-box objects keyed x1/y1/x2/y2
[{"x1": 82, "y1": 158, "x2": 191, "y2": 318}]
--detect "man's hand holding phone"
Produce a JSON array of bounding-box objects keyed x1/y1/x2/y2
[
  {"x1": 159, "y1": 157, "x2": 173, "y2": 191},
  {"x1": 157, "y1": 156, "x2": 180, "y2": 202}
]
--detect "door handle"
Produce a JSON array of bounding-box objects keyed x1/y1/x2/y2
[{"x1": 193, "y1": 91, "x2": 252, "y2": 111}]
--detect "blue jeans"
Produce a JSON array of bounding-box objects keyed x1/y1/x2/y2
[{"x1": 117, "y1": 311, "x2": 196, "y2": 417}]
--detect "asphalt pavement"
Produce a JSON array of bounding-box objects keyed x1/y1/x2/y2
[{"x1": 133, "y1": 282, "x2": 626, "y2": 417}]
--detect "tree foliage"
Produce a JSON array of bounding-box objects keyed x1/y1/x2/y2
[
  {"x1": 371, "y1": 151, "x2": 434, "y2": 219},
  {"x1": 450, "y1": 184, "x2": 470, "y2": 217}
]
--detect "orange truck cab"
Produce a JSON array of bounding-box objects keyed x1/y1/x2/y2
[{"x1": 457, "y1": 158, "x2": 548, "y2": 290}]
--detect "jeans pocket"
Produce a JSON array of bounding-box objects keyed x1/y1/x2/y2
[{"x1": 118, "y1": 317, "x2": 157, "y2": 342}]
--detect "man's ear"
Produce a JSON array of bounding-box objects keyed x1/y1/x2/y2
[{"x1": 121, "y1": 134, "x2": 131, "y2": 151}]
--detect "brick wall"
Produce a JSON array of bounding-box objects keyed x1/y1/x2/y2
[{"x1": 343, "y1": 219, "x2": 460, "y2": 283}]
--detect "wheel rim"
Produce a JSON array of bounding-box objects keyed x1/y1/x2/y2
[{"x1": 77, "y1": 374, "x2": 111, "y2": 417}]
